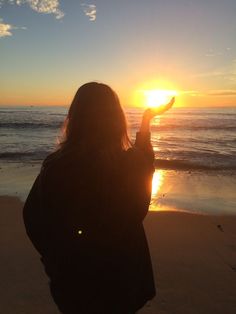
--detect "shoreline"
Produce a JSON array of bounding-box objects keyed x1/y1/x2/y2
[
  {"x1": 1, "y1": 162, "x2": 236, "y2": 216},
  {"x1": 1, "y1": 195, "x2": 236, "y2": 313}
]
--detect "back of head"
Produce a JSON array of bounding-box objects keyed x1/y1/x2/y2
[{"x1": 57, "y1": 82, "x2": 131, "y2": 157}]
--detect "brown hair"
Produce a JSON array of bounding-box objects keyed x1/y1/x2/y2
[{"x1": 59, "y1": 82, "x2": 131, "y2": 151}]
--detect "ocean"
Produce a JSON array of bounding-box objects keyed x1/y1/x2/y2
[
  {"x1": 1, "y1": 105, "x2": 236, "y2": 215},
  {"x1": 0, "y1": 106, "x2": 236, "y2": 169}
]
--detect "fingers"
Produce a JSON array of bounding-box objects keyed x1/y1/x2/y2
[
  {"x1": 161, "y1": 97, "x2": 175, "y2": 112},
  {"x1": 167, "y1": 97, "x2": 175, "y2": 108},
  {"x1": 144, "y1": 97, "x2": 175, "y2": 118}
]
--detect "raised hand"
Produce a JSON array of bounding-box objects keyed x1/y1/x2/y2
[
  {"x1": 143, "y1": 97, "x2": 175, "y2": 121},
  {"x1": 139, "y1": 97, "x2": 175, "y2": 133}
]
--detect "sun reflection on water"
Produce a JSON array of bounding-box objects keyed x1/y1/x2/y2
[{"x1": 151, "y1": 170, "x2": 164, "y2": 196}]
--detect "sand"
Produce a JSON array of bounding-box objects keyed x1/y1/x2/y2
[{"x1": 0, "y1": 196, "x2": 236, "y2": 314}]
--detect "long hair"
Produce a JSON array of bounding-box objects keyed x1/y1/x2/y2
[{"x1": 44, "y1": 82, "x2": 131, "y2": 166}]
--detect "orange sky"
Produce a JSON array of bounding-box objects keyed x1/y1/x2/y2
[{"x1": 1, "y1": 1, "x2": 236, "y2": 107}]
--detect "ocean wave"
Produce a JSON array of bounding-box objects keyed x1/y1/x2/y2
[
  {"x1": 128, "y1": 121, "x2": 236, "y2": 131},
  {"x1": 0, "y1": 122, "x2": 63, "y2": 129},
  {"x1": 150, "y1": 125, "x2": 236, "y2": 132},
  {"x1": 1, "y1": 121, "x2": 236, "y2": 132},
  {"x1": 126, "y1": 108, "x2": 236, "y2": 115},
  {"x1": 154, "y1": 159, "x2": 236, "y2": 170},
  {"x1": 0, "y1": 151, "x2": 50, "y2": 160},
  {"x1": 1, "y1": 151, "x2": 236, "y2": 171}
]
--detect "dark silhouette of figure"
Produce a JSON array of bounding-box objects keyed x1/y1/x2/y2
[{"x1": 23, "y1": 82, "x2": 174, "y2": 314}]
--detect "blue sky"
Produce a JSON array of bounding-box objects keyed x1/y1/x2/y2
[{"x1": 0, "y1": 0, "x2": 236, "y2": 106}]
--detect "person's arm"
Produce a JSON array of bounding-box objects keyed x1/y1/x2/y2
[
  {"x1": 23, "y1": 170, "x2": 49, "y2": 256},
  {"x1": 135, "y1": 97, "x2": 175, "y2": 153},
  {"x1": 126, "y1": 97, "x2": 175, "y2": 222}
]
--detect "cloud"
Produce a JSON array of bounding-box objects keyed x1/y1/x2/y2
[
  {"x1": 181, "y1": 90, "x2": 201, "y2": 95},
  {"x1": 0, "y1": 0, "x2": 64, "y2": 19},
  {"x1": 0, "y1": 0, "x2": 63, "y2": 38},
  {"x1": 0, "y1": 17, "x2": 26, "y2": 37},
  {"x1": 26, "y1": 0, "x2": 64, "y2": 19},
  {"x1": 206, "y1": 90, "x2": 236, "y2": 96},
  {"x1": 193, "y1": 71, "x2": 224, "y2": 78},
  {"x1": 204, "y1": 47, "x2": 232, "y2": 58},
  {"x1": 205, "y1": 53, "x2": 217, "y2": 57},
  {"x1": 179, "y1": 89, "x2": 236, "y2": 98},
  {"x1": 205, "y1": 52, "x2": 223, "y2": 58},
  {"x1": 0, "y1": 19, "x2": 13, "y2": 37},
  {"x1": 81, "y1": 3, "x2": 96, "y2": 21},
  {"x1": 180, "y1": 90, "x2": 205, "y2": 97},
  {"x1": 181, "y1": 89, "x2": 236, "y2": 97},
  {"x1": 192, "y1": 59, "x2": 236, "y2": 83}
]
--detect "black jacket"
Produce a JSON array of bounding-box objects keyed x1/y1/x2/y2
[{"x1": 23, "y1": 132, "x2": 156, "y2": 313}]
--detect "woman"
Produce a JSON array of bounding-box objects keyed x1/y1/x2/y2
[{"x1": 23, "y1": 82, "x2": 174, "y2": 314}]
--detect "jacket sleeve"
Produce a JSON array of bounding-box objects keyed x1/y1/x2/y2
[
  {"x1": 135, "y1": 131, "x2": 154, "y2": 161},
  {"x1": 23, "y1": 170, "x2": 49, "y2": 256},
  {"x1": 125, "y1": 131, "x2": 155, "y2": 222}
]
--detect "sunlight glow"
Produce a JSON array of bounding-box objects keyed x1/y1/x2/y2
[
  {"x1": 144, "y1": 90, "x2": 177, "y2": 108},
  {"x1": 152, "y1": 170, "x2": 164, "y2": 196},
  {"x1": 132, "y1": 80, "x2": 179, "y2": 108}
]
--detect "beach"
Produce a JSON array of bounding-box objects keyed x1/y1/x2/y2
[
  {"x1": 1, "y1": 0, "x2": 236, "y2": 312},
  {"x1": 1, "y1": 106, "x2": 236, "y2": 313},
  {"x1": 1, "y1": 195, "x2": 236, "y2": 314}
]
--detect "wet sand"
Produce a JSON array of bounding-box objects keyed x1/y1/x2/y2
[{"x1": 0, "y1": 196, "x2": 236, "y2": 314}]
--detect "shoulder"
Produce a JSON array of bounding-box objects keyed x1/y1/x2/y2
[
  {"x1": 41, "y1": 149, "x2": 91, "y2": 187},
  {"x1": 42, "y1": 149, "x2": 76, "y2": 174},
  {"x1": 42, "y1": 150, "x2": 64, "y2": 169},
  {"x1": 38, "y1": 152, "x2": 69, "y2": 191}
]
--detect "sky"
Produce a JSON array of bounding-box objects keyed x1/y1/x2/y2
[{"x1": 0, "y1": 0, "x2": 236, "y2": 107}]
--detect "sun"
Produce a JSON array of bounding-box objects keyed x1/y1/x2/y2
[
  {"x1": 144, "y1": 89, "x2": 177, "y2": 108},
  {"x1": 132, "y1": 80, "x2": 179, "y2": 108}
]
